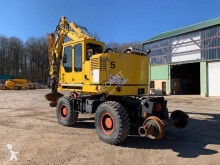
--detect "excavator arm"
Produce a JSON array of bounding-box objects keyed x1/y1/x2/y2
[{"x1": 45, "y1": 16, "x2": 94, "y2": 103}]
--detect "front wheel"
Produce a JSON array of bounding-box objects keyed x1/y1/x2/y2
[
  {"x1": 95, "y1": 101, "x2": 130, "y2": 145},
  {"x1": 56, "y1": 97, "x2": 78, "y2": 127}
]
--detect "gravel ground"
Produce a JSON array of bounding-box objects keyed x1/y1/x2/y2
[{"x1": 0, "y1": 89, "x2": 219, "y2": 165}]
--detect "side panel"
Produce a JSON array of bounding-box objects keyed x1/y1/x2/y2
[
  {"x1": 108, "y1": 53, "x2": 149, "y2": 84},
  {"x1": 98, "y1": 53, "x2": 150, "y2": 95},
  {"x1": 200, "y1": 62, "x2": 207, "y2": 97},
  {"x1": 208, "y1": 61, "x2": 220, "y2": 96},
  {"x1": 150, "y1": 65, "x2": 170, "y2": 95},
  {"x1": 151, "y1": 65, "x2": 169, "y2": 80}
]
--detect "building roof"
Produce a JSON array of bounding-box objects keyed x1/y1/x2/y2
[
  {"x1": 0, "y1": 75, "x2": 15, "y2": 79},
  {"x1": 143, "y1": 17, "x2": 220, "y2": 44}
]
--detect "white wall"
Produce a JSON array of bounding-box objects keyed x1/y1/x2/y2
[
  {"x1": 208, "y1": 61, "x2": 220, "y2": 96},
  {"x1": 171, "y1": 36, "x2": 201, "y2": 62}
]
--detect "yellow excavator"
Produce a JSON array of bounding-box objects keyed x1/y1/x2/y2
[
  {"x1": 2, "y1": 79, "x2": 35, "y2": 90},
  {"x1": 45, "y1": 16, "x2": 189, "y2": 145}
]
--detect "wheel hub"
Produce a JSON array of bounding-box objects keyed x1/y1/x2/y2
[
  {"x1": 105, "y1": 118, "x2": 113, "y2": 128},
  {"x1": 62, "y1": 108, "x2": 67, "y2": 116},
  {"x1": 100, "y1": 113, "x2": 115, "y2": 135},
  {"x1": 60, "y1": 104, "x2": 67, "y2": 120},
  {"x1": 139, "y1": 116, "x2": 165, "y2": 140}
]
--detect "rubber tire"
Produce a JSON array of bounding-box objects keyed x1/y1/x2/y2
[
  {"x1": 14, "y1": 86, "x2": 18, "y2": 90},
  {"x1": 56, "y1": 97, "x2": 78, "y2": 127},
  {"x1": 95, "y1": 101, "x2": 130, "y2": 145}
]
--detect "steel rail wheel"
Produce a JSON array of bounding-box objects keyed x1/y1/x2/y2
[{"x1": 142, "y1": 116, "x2": 165, "y2": 140}]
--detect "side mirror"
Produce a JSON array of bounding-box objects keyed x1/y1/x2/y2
[{"x1": 63, "y1": 54, "x2": 67, "y2": 63}]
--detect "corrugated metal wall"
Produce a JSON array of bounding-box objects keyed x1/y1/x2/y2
[{"x1": 143, "y1": 25, "x2": 220, "y2": 65}]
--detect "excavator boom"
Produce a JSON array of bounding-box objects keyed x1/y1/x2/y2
[{"x1": 45, "y1": 16, "x2": 94, "y2": 102}]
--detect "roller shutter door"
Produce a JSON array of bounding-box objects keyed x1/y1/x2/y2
[{"x1": 208, "y1": 62, "x2": 220, "y2": 96}]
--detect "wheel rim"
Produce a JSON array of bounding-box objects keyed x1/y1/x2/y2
[
  {"x1": 59, "y1": 104, "x2": 67, "y2": 120},
  {"x1": 143, "y1": 116, "x2": 165, "y2": 140},
  {"x1": 100, "y1": 112, "x2": 115, "y2": 135}
]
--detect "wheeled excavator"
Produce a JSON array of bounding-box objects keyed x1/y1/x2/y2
[{"x1": 45, "y1": 16, "x2": 189, "y2": 145}]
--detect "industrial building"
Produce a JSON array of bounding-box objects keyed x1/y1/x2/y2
[{"x1": 142, "y1": 17, "x2": 220, "y2": 97}]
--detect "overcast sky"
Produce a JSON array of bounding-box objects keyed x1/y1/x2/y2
[{"x1": 0, "y1": 0, "x2": 220, "y2": 43}]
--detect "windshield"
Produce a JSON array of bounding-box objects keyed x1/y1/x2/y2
[{"x1": 86, "y1": 43, "x2": 102, "y2": 60}]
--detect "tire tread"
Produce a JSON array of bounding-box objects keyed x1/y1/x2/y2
[{"x1": 96, "y1": 101, "x2": 130, "y2": 145}]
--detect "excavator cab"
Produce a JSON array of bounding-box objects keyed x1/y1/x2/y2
[
  {"x1": 45, "y1": 34, "x2": 104, "y2": 103},
  {"x1": 86, "y1": 43, "x2": 103, "y2": 60},
  {"x1": 58, "y1": 39, "x2": 104, "y2": 90}
]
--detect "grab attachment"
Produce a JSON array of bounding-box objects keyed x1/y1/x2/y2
[{"x1": 44, "y1": 79, "x2": 63, "y2": 107}]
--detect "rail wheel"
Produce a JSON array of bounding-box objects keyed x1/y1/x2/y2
[
  {"x1": 95, "y1": 101, "x2": 130, "y2": 145},
  {"x1": 56, "y1": 97, "x2": 78, "y2": 127},
  {"x1": 140, "y1": 116, "x2": 165, "y2": 140},
  {"x1": 171, "y1": 110, "x2": 189, "y2": 128}
]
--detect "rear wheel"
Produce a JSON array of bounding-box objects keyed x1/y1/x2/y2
[
  {"x1": 95, "y1": 101, "x2": 130, "y2": 145},
  {"x1": 171, "y1": 110, "x2": 189, "y2": 128},
  {"x1": 14, "y1": 86, "x2": 22, "y2": 90},
  {"x1": 56, "y1": 97, "x2": 78, "y2": 127},
  {"x1": 2, "y1": 86, "x2": 7, "y2": 90}
]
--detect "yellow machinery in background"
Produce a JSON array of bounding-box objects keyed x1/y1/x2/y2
[
  {"x1": 2, "y1": 79, "x2": 35, "y2": 90},
  {"x1": 45, "y1": 16, "x2": 189, "y2": 145}
]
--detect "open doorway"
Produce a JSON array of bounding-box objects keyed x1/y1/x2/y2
[{"x1": 171, "y1": 62, "x2": 200, "y2": 95}]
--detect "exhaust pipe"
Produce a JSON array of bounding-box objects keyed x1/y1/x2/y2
[{"x1": 138, "y1": 110, "x2": 189, "y2": 139}]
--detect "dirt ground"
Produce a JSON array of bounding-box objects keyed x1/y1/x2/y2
[{"x1": 0, "y1": 89, "x2": 219, "y2": 165}]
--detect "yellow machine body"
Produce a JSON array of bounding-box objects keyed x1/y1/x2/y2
[
  {"x1": 44, "y1": 17, "x2": 189, "y2": 145},
  {"x1": 2, "y1": 79, "x2": 34, "y2": 90},
  {"x1": 4, "y1": 79, "x2": 27, "y2": 89},
  {"x1": 45, "y1": 16, "x2": 151, "y2": 102},
  {"x1": 58, "y1": 39, "x2": 150, "y2": 95}
]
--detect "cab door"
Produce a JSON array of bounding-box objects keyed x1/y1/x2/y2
[
  {"x1": 72, "y1": 43, "x2": 83, "y2": 85},
  {"x1": 60, "y1": 45, "x2": 73, "y2": 84},
  {"x1": 60, "y1": 43, "x2": 83, "y2": 87}
]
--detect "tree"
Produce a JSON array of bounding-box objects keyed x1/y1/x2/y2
[
  {"x1": 90, "y1": 32, "x2": 101, "y2": 41},
  {"x1": 0, "y1": 35, "x2": 8, "y2": 75},
  {"x1": 0, "y1": 34, "x2": 142, "y2": 83},
  {"x1": 25, "y1": 37, "x2": 48, "y2": 82},
  {"x1": 0, "y1": 35, "x2": 48, "y2": 83}
]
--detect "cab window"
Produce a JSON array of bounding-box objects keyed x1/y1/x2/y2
[
  {"x1": 63, "y1": 46, "x2": 72, "y2": 72},
  {"x1": 74, "y1": 44, "x2": 82, "y2": 72},
  {"x1": 86, "y1": 43, "x2": 102, "y2": 60}
]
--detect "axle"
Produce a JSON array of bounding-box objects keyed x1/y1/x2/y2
[{"x1": 138, "y1": 110, "x2": 189, "y2": 139}]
